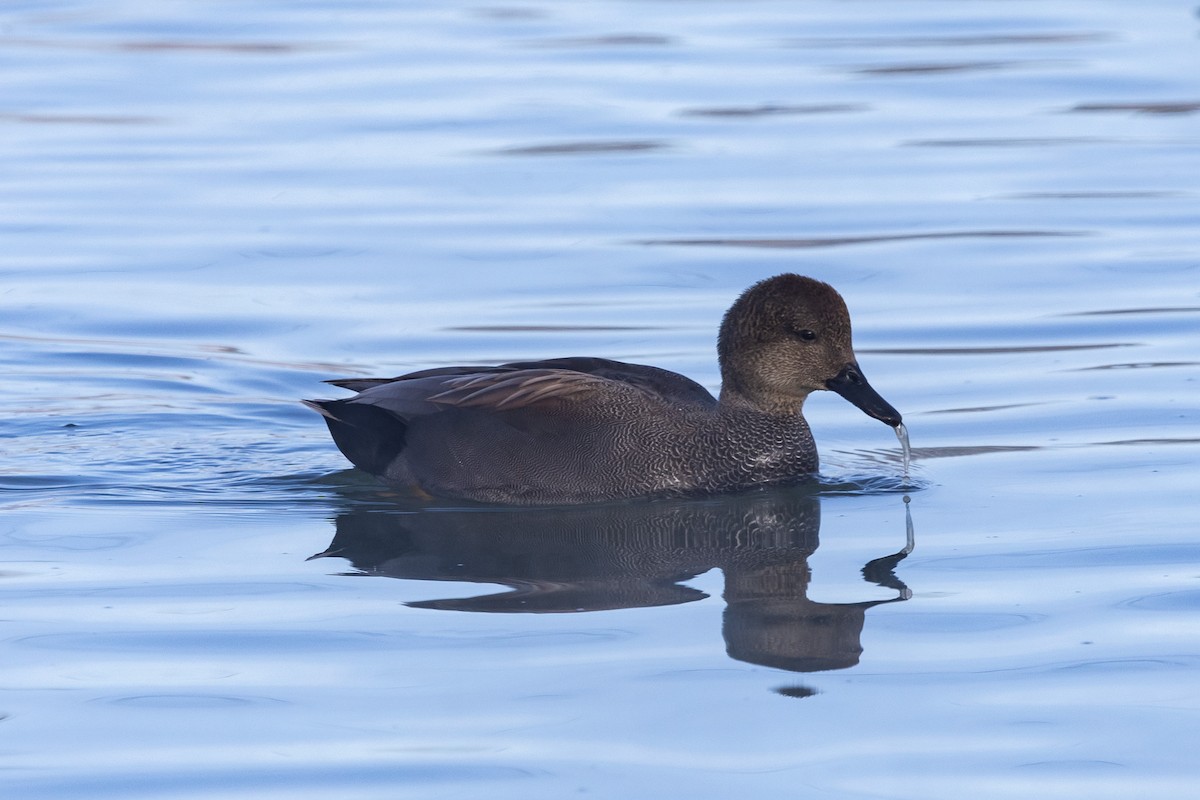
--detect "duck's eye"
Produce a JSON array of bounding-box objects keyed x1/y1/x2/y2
[{"x1": 795, "y1": 329, "x2": 817, "y2": 342}]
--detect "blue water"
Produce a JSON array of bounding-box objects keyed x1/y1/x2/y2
[{"x1": 3, "y1": 1, "x2": 1200, "y2": 797}]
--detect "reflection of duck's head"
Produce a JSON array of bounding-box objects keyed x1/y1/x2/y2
[
  {"x1": 312, "y1": 488, "x2": 910, "y2": 673},
  {"x1": 723, "y1": 563, "x2": 884, "y2": 672}
]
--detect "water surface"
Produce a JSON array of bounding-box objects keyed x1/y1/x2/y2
[{"x1": 2, "y1": 1, "x2": 1199, "y2": 798}]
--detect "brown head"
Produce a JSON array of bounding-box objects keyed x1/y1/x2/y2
[{"x1": 717, "y1": 274, "x2": 901, "y2": 425}]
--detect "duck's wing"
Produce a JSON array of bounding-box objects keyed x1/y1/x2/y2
[
  {"x1": 326, "y1": 366, "x2": 506, "y2": 394},
  {"x1": 306, "y1": 360, "x2": 717, "y2": 501},
  {"x1": 501, "y1": 357, "x2": 717, "y2": 408},
  {"x1": 305, "y1": 366, "x2": 619, "y2": 479},
  {"x1": 326, "y1": 358, "x2": 717, "y2": 414},
  {"x1": 347, "y1": 367, "x2": 624, "y2": 417}
]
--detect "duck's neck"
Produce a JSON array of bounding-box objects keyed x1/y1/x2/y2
[{"x1": 718, "y1": 385, "x2": 807, "y2": 418}]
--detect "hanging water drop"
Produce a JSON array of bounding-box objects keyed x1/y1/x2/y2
[{"x1": 894, "y1": 422, "x2": 911, "y2": 483}]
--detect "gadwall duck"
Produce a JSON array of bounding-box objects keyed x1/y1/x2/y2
[{"x1": 305, "y1": 273, "x2": 902, "y2": 504}]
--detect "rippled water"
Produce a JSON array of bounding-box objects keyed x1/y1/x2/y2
[{"x1": 3, "y1": 1, "x2": 1199, "y2": 797}]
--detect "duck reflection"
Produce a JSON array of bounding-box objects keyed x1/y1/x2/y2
[{"x1": 312, "y1": 489, "x2": 913, "y2": 673}]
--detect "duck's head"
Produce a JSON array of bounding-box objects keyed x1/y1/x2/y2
[{"x1": 717, "y1": 273, "x2": 902, "y2": 426}]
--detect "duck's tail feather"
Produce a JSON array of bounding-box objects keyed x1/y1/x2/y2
[{"x1": 303, "y1": 398, "x2": 407, "y2": 476}]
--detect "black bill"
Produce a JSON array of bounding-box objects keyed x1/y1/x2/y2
[{"x1": 825, "y1": 363, "x2": 902, "y2": 427}]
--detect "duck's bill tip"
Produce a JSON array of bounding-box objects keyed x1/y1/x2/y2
[{"x1": 825, "y1": 364, "x2": 903, "y2": 427}]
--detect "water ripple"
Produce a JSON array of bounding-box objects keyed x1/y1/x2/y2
[
  {"x1": 101, "y1": 694, "x2": 288, "y2": 709},
  {"x1": 1069, "y1": 101, "x2": 1200, "y2": 115},
  {"x1": 490, "y1": 140, "x2": 670, "y2": 156},
  {"x1": 852, "y1": 60, "x2": 1028, "y2": 75},
  {"x1": 637, "y1": 230, "x2": 1082, "y2": 249},
  {"x1": 1123, "y1": 590, "x2": 1200, "y2": 612},
  {"x1": 678, "y1": 103, "x2": 867, "y2": 118},
  {"x1": 790, "y1": 32, "x2": 1110, "y2": 48}
]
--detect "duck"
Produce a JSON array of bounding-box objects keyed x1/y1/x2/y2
[{"x1": 304, "y1": 273, "x2": 902, "y2": 505}]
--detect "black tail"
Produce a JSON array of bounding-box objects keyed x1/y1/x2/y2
[{"x1": 303, "y1": 399, "x2": 408, "y2": 476}]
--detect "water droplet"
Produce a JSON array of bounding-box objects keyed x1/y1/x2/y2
[{"x1": 894, "y1": 422, "x2": 911, "y2": 482}]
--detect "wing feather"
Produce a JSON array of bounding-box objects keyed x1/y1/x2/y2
[
  {"x1": 322, "y1": 358, "x2": 715, "y2": 420},
  {"x1": 427, "y1": 369, "x2": 613, "y2": 410}
]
